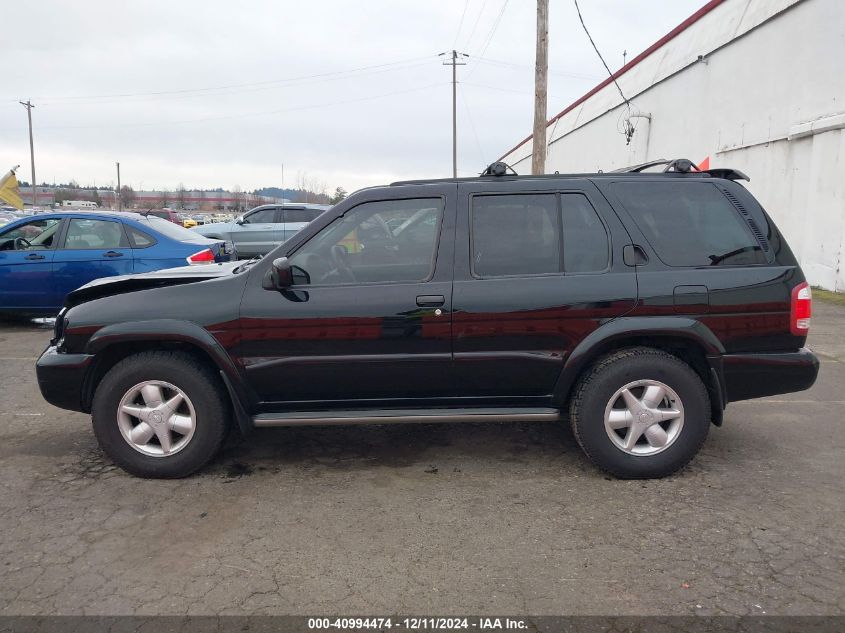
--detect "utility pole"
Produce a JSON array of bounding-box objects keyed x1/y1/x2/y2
[
  {"x1": 19, "y1": 100, "x2": 36, "y2": 207},
  {"x1": 440, "y1": 50, "x2": 468, "y2": 178},
  {"x1": 116, "y1": 162, "x2": 121, "y2": 211},
  {"x1": 531, "y1": 0, "x2": 549, "y2": 175}
]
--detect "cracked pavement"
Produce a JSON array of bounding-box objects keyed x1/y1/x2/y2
[{"x1": 0, "y1": 303, "x2": 843, "y2": 616}]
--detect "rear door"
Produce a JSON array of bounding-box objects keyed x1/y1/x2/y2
[
  {"x1": 280, "y1": 207, "x2": 321, "y2": 243},
  {"x1": 451, "y1": 179, "x2": 637, "y2": 400},
  {"x1": 53, "y1": 217, "x2": 134, "y2": 300}
]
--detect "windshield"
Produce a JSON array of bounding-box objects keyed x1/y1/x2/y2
[{"x1": 137, "y1": 216, "x2": 209, "y2": 243}]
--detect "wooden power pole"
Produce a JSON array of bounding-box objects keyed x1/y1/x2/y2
[
  {"x1": 532, "y1": 0, "x2": 549, "y2": 175},
  {"x1": 19, "y1": 100, "x2": 36, "y2": 206},
  {"x1": 441, "y1": 50, "x2": 468, "y2": 178}
]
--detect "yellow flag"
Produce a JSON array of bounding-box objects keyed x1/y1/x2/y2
[{"x1": 0, "y1": 169, "x2": 24, "y2": 210}]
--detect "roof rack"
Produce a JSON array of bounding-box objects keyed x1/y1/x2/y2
[{"x1": 613, "y1": 158, "x2": 750, "y2": 181}]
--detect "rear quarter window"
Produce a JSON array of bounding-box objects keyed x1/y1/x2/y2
[
  {"x1": 136, "y1": 216, "x2": 208, "y2": 243},
  {"x1": 612, "y1": 181, "x2": 768, "y2": 267}
]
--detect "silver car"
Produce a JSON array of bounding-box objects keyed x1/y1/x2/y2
[{"x1": 192, "y1": 203, "x2": 329, "y2": 258}]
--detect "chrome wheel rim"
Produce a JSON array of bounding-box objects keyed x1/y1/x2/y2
[
  {"x1": 604, "y1": 379, "x2": 684, "y2": 456},
  {"x1": 116, "y1": 380, "x2": 196, "y2": 457}
]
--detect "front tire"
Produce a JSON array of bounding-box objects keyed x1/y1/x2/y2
[
  {"x1": 569, "y1": 347, "x2": 710, "y2": 479},
  {"x1": 91, "y1": 351, "x2": 229, "y2": 478}
]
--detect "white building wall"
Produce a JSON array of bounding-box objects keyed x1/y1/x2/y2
[{"x1": 501, "y1": 0, "x2": 845, "y2": 291}]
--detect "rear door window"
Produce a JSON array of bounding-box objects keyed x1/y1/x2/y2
[
  {"x1": 283, "y1": 208, "x2": 322, "y2": 223},
  {"x1": 62, "y1": 219, "x2": 128, "y2": 249},
  {"x1": 471, "y1": 194, "x2": 559, "y2": 277},
  {"x1": 612, "y1": 181, "x2": 767, "y2": 266},
  {"x1": 470, "y1": 193, "x2": 610, "y2": 277}
]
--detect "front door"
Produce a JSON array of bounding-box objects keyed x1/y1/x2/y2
[
  {"x1": 235, "y1": 207, "x2": 281, "y2": 256},
  {"x1": 451, "y1": 180, "x2": 637, "y2": 400},
  {"x1": 0, "y1": 217, "x2": 62, "y2": 311},
  {"x1": 239, "y1": 186, "x2": 455, "y2": 406}
]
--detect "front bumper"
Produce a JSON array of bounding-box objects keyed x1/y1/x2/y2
[
  {"x1": 721, "y1": 347, "x2": 819, "y2": 403},
  {"x1": 36, "y1": 346, "x2": 94, "y2": 413}
]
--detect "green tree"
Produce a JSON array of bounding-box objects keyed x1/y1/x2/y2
[{"x1": 330, "y1": 186, "x2": 348, "y2": 204}]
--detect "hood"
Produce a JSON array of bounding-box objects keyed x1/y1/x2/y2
[{"x1": 66, "y1": 260, "x2": 243, "y2": 308}]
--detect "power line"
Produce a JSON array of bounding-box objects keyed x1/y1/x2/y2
[
  {"x1": 0, "y1": 83, "x2": 449, "y2": 132},
  {"x1": 462, "y1": 0, "x2": 490, "y2": 50},
  {"x1": 5, "y1": 56, "x2": 437, "y2": 104},
  {"x1": 472, "y1": 56, "x2": 600, "y2": 80},
  {"x1": 572, "y1": 0, "x2": 630, "y2": 107},
  {"x1": 459, "y1": 88, "x2": 486, "y2": 170},
  {"x1": 473, "y1": 0, "x2": 509, "y2": 59},
  {"x1": 453, "y1": 0, "x2": 471, "y2": 47},
  {"x1": 464, "y1": 0, "x2": 509, "y2": 80}
]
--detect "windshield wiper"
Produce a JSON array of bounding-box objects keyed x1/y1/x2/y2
[
  {"x1": 233, "y1": 254, "x2": 263, "y2": 274},
  {"x1": 708, "y1": 245, "x2": 761, "y2": 265}
]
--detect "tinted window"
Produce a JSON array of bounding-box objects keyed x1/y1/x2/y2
[
  {"x1": 136, "y1": 216, "x2": 207, "y2": 243},
  {"x1": 562, "y1": 194, "x2": 609, "y2": 273},
  {"x1": 472, "y1": 194, "x2": 559, "y2": 277},
  {"x1": 63, "y1": 219, "x2": 127, "y2": 249},
  {"x1": 148, "y1": 210, "x2": 172, "y2": 221},
  {"x1": 284, "y1": 208, "x2": 322, "y2": 223},
  {"x1": 245, "y1": 208, "x2": 276, "y2": 224},
  {"x1": 290, "y1": 198, "x2": 442, "y2": 285},
  {"x1": 128, "y1": 227, "x2": 155, "y2": 248},
  {"x1": 614, "y1": 182, "x2": 767, "y2": 266}
]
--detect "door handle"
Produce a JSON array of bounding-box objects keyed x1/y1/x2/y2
[
  {"x1": 416, "y1": 295, "x2": 445, "y2": 307},
  {"x1": 103, "y1": 251, "x2": 124, "y2": 258},
  {"x1": 25, "y1": 253, "x2": 45, "y2": 260}
]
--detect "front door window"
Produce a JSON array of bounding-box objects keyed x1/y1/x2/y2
[{"x1": 289, "y1": 198, "x2": 443, "y2": 285}]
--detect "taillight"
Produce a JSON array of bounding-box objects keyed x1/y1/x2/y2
[
  {"x1": 186, "y1": 248, "x2": 215, "y2": 264},
  {"x1": 790, "y1": 281, "x2": 812, "y2": 336}
]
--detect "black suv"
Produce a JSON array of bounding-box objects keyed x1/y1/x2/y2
[{"x1": 36, "y1": 161, "x2": 819, "y2": 479}]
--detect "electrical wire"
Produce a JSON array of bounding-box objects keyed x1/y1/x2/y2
[
  {"x1": 459, "y1": 88, "x2": 486, "y2": 170},
  {"x1": 464, "y1": 0, "x2": 509, "y2": 80},
  {"x1": 4, "y1": 56, "x2": 437, "y2": 104},
  {"x1": 453, "y1": 0, "x2": 471, "y2": 47},
  {"x1": 462, "y1": 0, "x2": 490, "y2": 51},
  {"x1": 473, "y1": 0, "x2": 509, "y2": 60},
  {"x1": 572, "y1": 0, "x2": 630, "y2": 107},
  {"x1": 472, "y1": 56, "x2": 600, "y2": 80},
  {"x1": 0, "y1": 82, "x2": 449, "y2": 132}
]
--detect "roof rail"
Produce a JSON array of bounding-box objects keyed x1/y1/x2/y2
[
  {"x1": 614, "y1": 158, "x2": 698, "y2": 173},
  {"x1": 613, "y1": 158, "x2": 750, "y2": 181}
]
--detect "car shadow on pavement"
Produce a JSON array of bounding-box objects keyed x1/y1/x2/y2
[{"x1": 212, "y1": 421, "x2": 587, "y2": 476}]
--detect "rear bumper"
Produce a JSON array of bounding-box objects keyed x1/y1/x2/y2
[
  {"x1": 36, "y1": 346, "x2": 94, "y2": 413},
  {"x1": 721, "y1": 347, "x2": 819, "y2": 403}
]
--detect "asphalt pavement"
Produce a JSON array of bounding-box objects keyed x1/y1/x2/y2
[{"x1": 0, "y1": 303, "x2": 843, "y2": 616}]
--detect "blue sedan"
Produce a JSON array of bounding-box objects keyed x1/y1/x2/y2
[{"x1": 0, "y1": 211, "x2": 236, "y2": 316}]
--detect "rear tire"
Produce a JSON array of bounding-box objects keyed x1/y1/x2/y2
[
  {"x1": 91, "y1": 351, "x2": 229, "y2": 478},
  {"x1": 569, "y1": 347, "x2": 710, "y2": 479}
]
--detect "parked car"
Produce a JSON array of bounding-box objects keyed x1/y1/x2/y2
[
  {"x1": 145, "y1": 209, "x2": 181, "y2": 224},
  {"x1": 0, "y1": 210, "x2": 236, "y2": 316},
  {"x1": 36, "y1": 160, "x2": 818, "y2": 479},
  {"x1": 192, "y1": 203, "x2": 329, "y2": 258}
]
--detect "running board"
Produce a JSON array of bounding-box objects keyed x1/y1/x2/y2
[{"x1": 253, "y1": 407, "x2": 562, "y2": 427}]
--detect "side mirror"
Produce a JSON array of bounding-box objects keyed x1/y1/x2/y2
[
  {"x1": 235, "y1": 215, "x2": 245, "y2": 225},
  {"x1": 262, "y1": 257, "x2": 293, "y2": 290}
]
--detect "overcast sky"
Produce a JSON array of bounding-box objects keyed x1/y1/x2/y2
[{"x1": 2, "y1": 0, "x2": 706, "y2": 194}]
